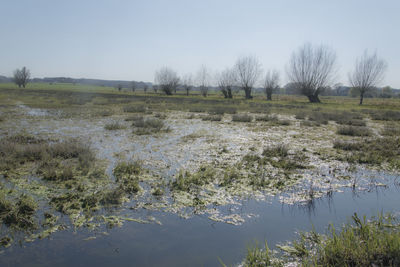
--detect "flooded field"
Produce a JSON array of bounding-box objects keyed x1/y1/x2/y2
[{"x1": 0, "y1": 88, "x2": 399, "y2": 266}]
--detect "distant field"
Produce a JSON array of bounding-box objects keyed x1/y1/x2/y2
[{"x1": 1, "y1": 82, "x2": 400, "y2": 113}]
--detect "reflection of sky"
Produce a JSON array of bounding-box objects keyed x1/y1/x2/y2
[{"x1": 1, "y1": 0, "x2": 399, "y2": 88}]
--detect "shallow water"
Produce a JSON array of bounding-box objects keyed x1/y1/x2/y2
[{"x1": 0, "y1": 175, "x2": 398, "y2": 267}]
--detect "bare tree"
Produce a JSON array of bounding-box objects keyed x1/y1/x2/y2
[
  {"x1": 182, "y1": 74, "x2": 193, "y2": 96},
  {"x1": 263, "y1": 70, "x2": 280, "y2": 101},
  {"x1": 154, "y1": 67, "x2": 180, "y2": 95},
  {"x1": 153, "y1": 84, "x2": 158, "y2": 93},
  {"x1": 196, "y1": 65, "x2": 210, "y2": 97},
  {"x1": 348, "y1": 51, "x2": 387, "y2": 105},
  {"x1": 217, "y1": 68, "x2": 236, "y2": 98},
  {"x1": 143, "y1": 84, "x2": 148, "y2": 93},
  {"x1": 286, "y1": 43, "x2": 336, "y2": 103},
  {"x1": 13, "y1": 66, "x2": 30, "y2": 88},
  {"x1": 234, "y1": 55, "x2": 261, "y2": 99}
]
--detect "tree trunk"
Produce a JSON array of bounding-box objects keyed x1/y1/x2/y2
[
  {"x1": 244, "y1": 88, "x2": 253, "y2": 99},
  {"x1": 266, "y1": 92, "x2": 272, "y2": 101},
  {"x1": 307, "y1": 94, "x2": 321, "y2": 103},
  {"x1": 186, "y1": 89, "x2": 189, "y2": 96},
  {"x1": 227, "y1": 88, "x2": 232, "y2": 99},
  {"x1": 222, "y1": 89, "x2": 228, "y2": 98},
  {"x1": 359, "y1": 92, "x2": 364, "y2": 105}
]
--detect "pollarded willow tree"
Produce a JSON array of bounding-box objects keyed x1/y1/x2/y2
[
  {"x1": 217, "y1": 68, "x2": 236, "y2": 98},
  {"x1": 234, "y1": 55, "x2": 261, "y2": 99},
  {"x1": 13, "y1": 66, "x2": 30, "y2": 88},
  {"x1": 348, "y1": 51, "x2": 387, "y2": 105},
  {"x1": 263, "y1": 70, "x2": 280, "y2": 101},
  {"x1": 196, "y1": 65, "x2": 210, "y2": 97},
  {"x1": 181, "y1": 74, "x2": 193, "y2": 96},
  {"x1": 154, "y1": 67, "x2": 180, "y2": 95},
  {"x1": 286, "y1": 43, "x2": 337, "y2": 103}
]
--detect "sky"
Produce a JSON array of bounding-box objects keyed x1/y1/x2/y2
[{"x1": 0, "y1": 0, "x2": 399, "y2": 87}]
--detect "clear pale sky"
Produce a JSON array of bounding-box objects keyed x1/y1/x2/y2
[{"x1": 0, "y1": 0, "x2": 399, "y2": 87}]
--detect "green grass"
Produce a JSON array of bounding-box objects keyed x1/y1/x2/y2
[
  {"x1": 241, "y1": 213, "x2": 400, "y2": 267},
  {"x1": 334, "y1": 137, "x2": 400, "y2": 168}
]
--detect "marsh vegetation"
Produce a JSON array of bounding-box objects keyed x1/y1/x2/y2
[{"x1": 0, "y1": 84, "x2": 399, "y2": 266}]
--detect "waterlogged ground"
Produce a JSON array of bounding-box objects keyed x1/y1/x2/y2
[{"x1": 0, "y1": 98, "x2": 399, "y2": 266}]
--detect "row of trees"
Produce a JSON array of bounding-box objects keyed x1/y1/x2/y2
[
  {"x1": 11, "y1": 43, "x2": 388, "y2": 105},
  {"x1": 154, "y1": 43, "x2": 388, "y2": 105}
]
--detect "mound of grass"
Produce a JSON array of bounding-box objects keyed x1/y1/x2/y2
[
  {"x1": 300, "y1": 120, "x2": 320, "y2": 127},
  {"x1": 104, "y1": 122, "x2": 126, "y2": 130},
  {"x1": 208, "y1": 106, "x2": 237, "y2": 115},
  {"x1": 335, "y1": 118, "x2": 366, "y2": 126},
  {"x1": 171, "y1": 166, "x2": 215, "y2": 192},
  {"x1": 255, "y1": 114, "x2": 278, "y2": 122},
  {"x1": 0, "y1": 193, "x2": 38, "y2": 231},
  {"x1": 123, "y1": 105, "x2": 147, "y2": 113},
  {"x1": 132, "y1": 117, "x2": 168, "y2": 135},
  {"x1": 232, "y1": 114, "x2": 253, "y2": 122},
  {"x1": 113, "y1": 161, "x2": 143, "y2": 194},
  {"x1": 333, "y1": 140, "x2": 360, "y2": 151},
  {"x1": 369, "y1": 110, "x2": 400, "y2": 121},
  {"x1": 201, "y1": 114, "x2": 223, "y2": 121},
  {"x1": 334, "y1": 137, "x2": 400, "y2": 167},
  {"x1": 382, "y1": 125, "x2": 400, "y2": 136},
  {"x1": 336, "y1": 126, "x2": 372, "y2": 136},
  {"x1": 96, "y1": 110, "x2": 113, "y2": 117},
  {"x1": 308, "y1": 112, "x2": 328, "y2": 125},
  {"x1": 0, "y1": 135, "x2": 94, "y2": 173},
  {"x1": 262, "y1": 144, "x2": 288, "y2": 158},
  {"x1": 294, "y1": 111, "x2": 307, "y2": 120}
]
